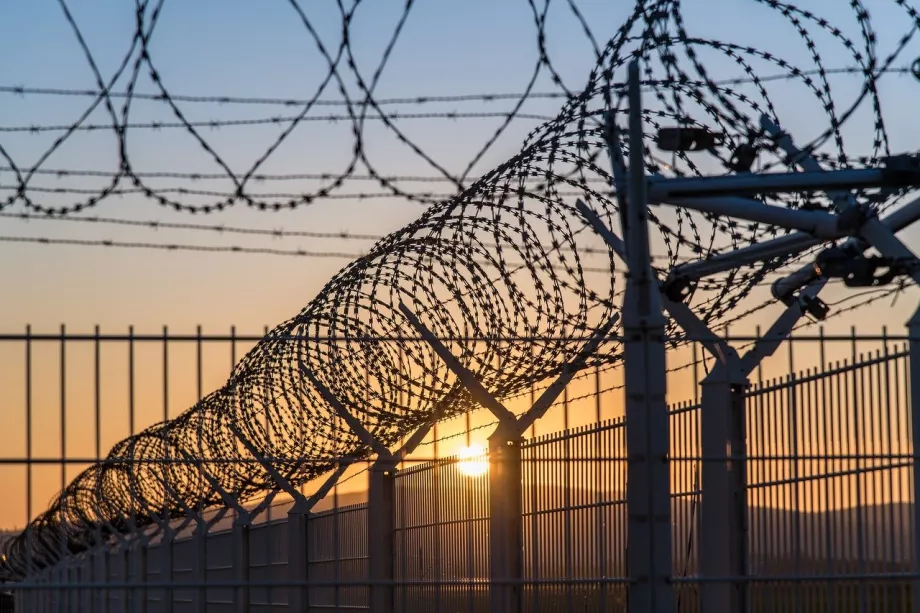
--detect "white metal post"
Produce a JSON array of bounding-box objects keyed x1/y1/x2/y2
[{"x1": 621, "y1": 60, "x2": 674, "y2": 613}]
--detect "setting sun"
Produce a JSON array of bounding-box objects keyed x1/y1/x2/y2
[{"x1": 456, "y1": 445, "x2": 489, "y2": 477}]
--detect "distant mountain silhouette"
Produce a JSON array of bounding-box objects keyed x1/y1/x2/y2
[
  {"x1": 381, "y1": 483, "x2": 913, "y2": 578},
  {"x1": 235, "y1": 481, "x2": 912, "y2": 579}
]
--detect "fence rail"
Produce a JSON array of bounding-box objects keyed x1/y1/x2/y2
[{"x1": 0, "y1": 330, "x2": 917, "y2": 612}]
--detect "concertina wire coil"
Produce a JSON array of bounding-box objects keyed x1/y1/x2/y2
[{"x1": 3, "y1": 0, "x2": 920, "y2": 577}]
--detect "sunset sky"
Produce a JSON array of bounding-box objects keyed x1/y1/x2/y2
[{"x1": 1, "y1": 0, "x2": 920, "y2": 530}]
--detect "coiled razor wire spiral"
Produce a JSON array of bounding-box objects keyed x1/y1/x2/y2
[
  {"x1": 2, "y1": 0, "x2": 919, "y2": 215},
  {"x1": 3, "y1": 0, "x2": 920, "y2": 576}
]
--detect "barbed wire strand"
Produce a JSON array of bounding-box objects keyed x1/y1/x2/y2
[{"x1": 2, "y1": 0, "x2": 920, "y2": 578}]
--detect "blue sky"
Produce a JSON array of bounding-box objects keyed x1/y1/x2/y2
[{"x1": 1, "y1": 0, "x2": 918, "y2": 332}]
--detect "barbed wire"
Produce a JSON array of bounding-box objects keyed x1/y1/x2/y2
[
  {"x1": 3, "y1": 0, "x2": 920, "y2": 578},
  {"x1": 5, "y1": 65, "x2": 908, "y2": 107},
  {"x1": 0, "y1": 211, "x2": 741, "y2": 262},
  {"x1": 0, "y1": 233, "x2": 823, "y2": 286},
  {"x1": 418, "y1": 280, "x2": 913, "y2": 450},
  {"x1": 0, "y1": 110, "x2": 559, "y2": 134},
  {"x1": 0, "y1": 0, "x2": 915, "y2": 217}
]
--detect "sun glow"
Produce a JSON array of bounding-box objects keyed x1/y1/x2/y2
[{"x1": 456, "y1": 444, "x2": 489, "y2": 477}]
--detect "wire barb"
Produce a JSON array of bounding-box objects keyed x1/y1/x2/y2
[{"x1": 2, "y1": 0, "x2": 920, "y2": 579}]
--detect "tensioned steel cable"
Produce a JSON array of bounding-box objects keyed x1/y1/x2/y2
[{"x1": 2, "y1": 0, "x2": 920, "y2": 577}]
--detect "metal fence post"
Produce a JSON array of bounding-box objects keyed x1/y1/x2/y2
[
  {"x1": 300, "y1": 363, "x2": 452, "y2": 613},
  {"x1": 282, "y1": 461, "x2": 354, "y2": 613},
  {"x1": 46, "y1": 566, "x2": 59, "y2": 613},
  {"x1": 69, "y1": 559, "x2": 78, "y2": 613},
  {"x1": 58, "y1": 562, "x2": 64, "y2": 613},
  {"x1": 397, "y1": 303, "x2": 613, "y2": 613},
  {"x1": 224, "y1": 425, "x2": 310, "y2": 613},
  {"x1": 162, "y1": 526, "x2": 175, "y2": 613},
  {"x1": 232, "y1": 515, "x2": 250, "y2": 613},
  {"x1": 83, "y1": 555, "x2": 91, "y2": 613},
  {"x1": 288, "y1": 505, "x2": 309, "y2": 613},
  {"x1": 132, "y1": 535, "x2": 148, "y2": 613},
  {"x1": 76, "y1": 556, "x2": 85, "y2": 613},
  {"x1": 620, "y1": 60, "x2": 674, "y2": 613},
  {"x1": 97, "y1": 541, "x2": 109, "y2": 613},
  {"x1": 399, "y1": 303, "x2": 616, "y2": 613},
  {"x1": 48, "y1": 563, "x2": 56, "y2": 613},
  {"x1": 65, "y1": 563, "x2": 71, "y2": 613},
  {"x1": 49, "y1": 565, "x2": 55, "y2": 613},
  {"x1": 909, "y1": 308, "x2": 920, "y2": 613},
  {"x1": 122, "y1": 538, "x2": 132, "y2": 613},
  {"x1": 368, "y1": 457, "x2": 396, "y2": 613},
  {"x1": 699, "y1": 363, "x2": 748, "y2": 613},
  {"x1": 488, "y1": 432, "x2": 523, "y2": 613},
  {"x1": 56, "y1": 564, "x2": 62, "y2": 613},
  {"x1": 52, "y1": 563, "x2": 60, "y2": 613},
  {"x1": 194, "y1": 517, "x2": 208, "y2": 613},
  {"x1": 62, "y1": 562, "x2": 69, "y2": 613}
]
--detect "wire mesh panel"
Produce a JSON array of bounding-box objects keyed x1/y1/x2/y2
[
  {"x1": 671, "y1": 400, "x2": 703, "y2": 612},
  {"x1": 740, "y1": 343, "x2": 914, "y2": 611},
  {"x1": 171, "y1": 532, "x2": 198, "y2": 613},
  {"x1": 3, "y1": 330, "x2": 920, "y2": 612},
  {"x1": 205, "y1": 528, "x2": 235, "y2": 613},
  {"x1": 305, "y1": 502, "x2": 369, "y2": 612},
  {"x1": 522, "y1": 421, "x2": 630, "y2": 611},
  {"x1": 146, "y1": 536, "x2": 167, "y2": 613},
  {"x1": 393, "y1": 457, "x2": 490, "y2": 613}
]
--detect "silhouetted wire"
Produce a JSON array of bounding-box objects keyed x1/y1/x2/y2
[
  {"x1": 419, "y1": 281, "x2": 912, "y2": 451},
  {"x1": 2, "y1": 0, "x2": 919, "y2": 578},
  {"x1": 0, "y1": 211, "x2": 747, "y2": 262},
  {"x1": 4, "y1": 66, "x2": 907, "y2": 106}
]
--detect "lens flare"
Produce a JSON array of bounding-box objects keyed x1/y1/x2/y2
[{"x1": 456, "y1": 445, "x2": 489, "y2": 477}]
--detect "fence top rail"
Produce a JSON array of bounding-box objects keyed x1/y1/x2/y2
[
  {"x1": 747, "y1": 344, "x2": 909, "y2": 396},
  {"x1": 308, "y1": 501, "x2": 368, "y2": 519},
  {"x1": 394, "y1": 456, "x2": 460, "y2": 478},
  {"x1": 0, "y1": 331, "x2": 916, "y2": 343},
  {"x1": 522, "y1": 416, "x2": 627, "y2": 448}
]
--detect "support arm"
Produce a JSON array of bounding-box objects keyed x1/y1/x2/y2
[
  {"x1": 515, "y1": 314, "x2": 619, "y2": 434},
  {"x1": 300, "y1": 362, "x2": 391, "y2": 458},
  {"x1": 760, "y1": 115, "x2": 858, "y2": 212},
  {"x1": 398, "y1": 302, "x2": 518, "y2": 427},
  {"x1": 177, "y1": 448, "x2": 251, "y2": 524},
  {"x1": 648, "y1": 166, "x2": 917, "y2": 200},
  {"x1": 576, "y1": 199, "x2": 627, "y2": 263},
  {"x1": 661, "y1": 297, "x2": 736, "y2": 366},
  {"x1": 302, "y1": 360, "x2": 446, "y2": 464},
  {"x1": 738, "y1": 280, "x2": 828, "y2": 376},
  {"x1": 663, "y1": 195, "x2": 843, "y2": 238},
  {"x1": 227, "y1": 422, "x2": 305, "y2": 503}
]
